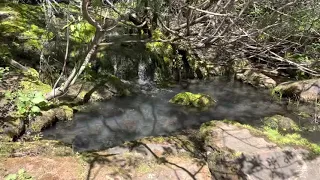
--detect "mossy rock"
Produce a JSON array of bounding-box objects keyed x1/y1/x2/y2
[
  {"x1": 0, "y1": 117, "x2": 24, "y2": 142},
  {"x1": 263, "y1": 115, "x2": 300, "y2": 133},
  {"x1": 207, "y1": 150, "x2": 242, "y2": 180},
  {"x1": 0, "y1": 140, "x2": 74, "y2": 158},
  {"x1": 30, "y1": 109, "x2": 56, "y2": 133},
  {"x1": 272, "y1": 79, "x2": 320, "y2": 102},
  {"x1": 236, "y1": 70, "x2": 276, "y2": 88},
  {"x1": 0, "y1": 2, "x2": 47, "y2": 61},
  {"x1": 169, "y1": 92, "x2": 215, "y2": 108},
  {"x1": 30, "y1": 106, "x2": 74, "y2": 133},
  {"x1": 20, "y1": 68, "x2": 52, "y2": 94}
]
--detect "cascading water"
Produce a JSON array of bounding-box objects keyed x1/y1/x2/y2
[{"x1": 137, "y1": 62, "x2": 149, "y2": 85}]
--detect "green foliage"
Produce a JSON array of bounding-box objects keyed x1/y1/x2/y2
[
  {"x1": 0, "y1": 67, "x2": 9, "y2": 81},
  {"x1": 0, "y1": 2, "x2": 47, "y2": 52},
  {"x1": 169, "y1": 92, "x2": 216, "y2": 108},
  {"x1": 70, "y1": 21, "x2": 95, "y2": 43},
  {"x1": 263, "y1": 127, "x2": 320, "y2": 155},
  {"x1": 5, "y1": 91, "x2": 47, "y2": 117},
  {"x1": 263, "y1": 115, "x2": 300, "y2": 132},
  {"x1": 146, "y1": 29, "x2": 173, "y2": 63},
  {"x1": 5, "y1": 169, "x2": 33, "y2": 180},
  {"x1": 221, "y1": 120, "x2": 320, "y2": 155}
]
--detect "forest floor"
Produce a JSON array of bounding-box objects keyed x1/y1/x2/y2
[{"x1": 1, "y1": 122, "x2": 320, "y2": 180}]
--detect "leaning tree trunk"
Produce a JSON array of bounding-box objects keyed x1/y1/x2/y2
[{"x1": 45, "y1": 31, "x2": 104, "y2": 100}]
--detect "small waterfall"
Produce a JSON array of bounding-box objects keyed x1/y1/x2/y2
[{"x1": 138, "y1": 62, "x2": 149, "y2": 85}]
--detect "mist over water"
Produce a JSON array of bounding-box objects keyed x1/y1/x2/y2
[{"x1": 42, "y1": 77, "x2": 301, "y2": 151}]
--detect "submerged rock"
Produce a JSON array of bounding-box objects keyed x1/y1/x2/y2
[
  {"x1": 169, "y1": 92, "x2": 215, "y2": 108},
  {"x1": 273, "y1": 78, "x2": 320, "y2": 102},
  {"x1": 236, "y1": 70, "x2": 276, "y2": 88},
  {"x1": 263, "y1": 115, "x2": 300, "y2": 132}
]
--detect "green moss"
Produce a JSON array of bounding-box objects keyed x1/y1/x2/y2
[
  {"x1": 70, "y1": 21, "x2": 95, "y2": 43},
  {"x1": 169, "y1": 92, "x2": 215, "y2": 108},
  {"x1": 263, "y1": 115, "x2": 300, "y2": 132},
  {"x1": 263, "y1": 127, "x2": 320, "y2": 155},
  {"x1": 135, "y1": 163, "x2": 155, "y2": 174},
  {"x1": 20, "y1": 68, "x2": 51, "y2": 94},
  {"x1": 199, "y1": 121, "x2": 217, "y2": 137},
  {"x1": 23, "y1": 68, "x2": 39, "y2": 79},
  {"x1": 220, "y1": 120, "x2": 320, "y2": 155},
  {"x1": 30, "y1": 109, "x2": 55, "y2": 132},
  {"x1": 146, "y1": 29, "x2": 173, "y2": 65},
  {"x1": 141, "y1": 136, "x2": 168, "y2": 144},
  {"x1": 0, "y1": 140, "x2": 74, "y2": 158},
  {"x1": 61, "y1": 105, "x2": 74, "y2": 121},
  {"x1": 0, "y1": 3, "x2": 47, "y2": 52}
]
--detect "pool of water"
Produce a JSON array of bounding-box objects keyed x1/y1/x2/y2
[{"x1": 42, "y1": 77, "x2": 313, "y2": 151}]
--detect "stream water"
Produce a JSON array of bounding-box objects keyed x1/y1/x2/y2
[{"x1": 42, "y1": 76, "x2": 312, "y2": 152}]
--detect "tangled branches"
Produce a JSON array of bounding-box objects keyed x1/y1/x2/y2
[{"x1": 150, "y1": 0, "x2": 320, "y2": 76}]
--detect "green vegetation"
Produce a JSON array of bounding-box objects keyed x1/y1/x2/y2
[
  {"x1": 169, "y1": 92, "x2": 215, "y2": 108},
  {"x1": 0, "y1": 140, "x2": 74, "y2": 158},
  {"x1": 263, "y1": 115, "x2": 300, "y2": 132},
  {"x1": 0, "y1": 67, "x2": 9, "y2": 81},
  {"x1": 0, "y1": 2, "x2": 47, "y2": 60},
  {"x1": 5, "y1": 91, "x2": 47, "y2": 116},
  {"x1": 3, "y1": 68, "x2": 50, "y2": 117},
  {"x1": 1, "y1": 1, "x2": 320, "y2": 178},
  {"x1": 262, "y1": 127, "x2": 320, "y2": 155},
  {"x1": 4, "y1": 169, "x2": 33, "y2": 180},
  {"x1": 219, "y1": 120, "x2": 320, "y2": 155}
]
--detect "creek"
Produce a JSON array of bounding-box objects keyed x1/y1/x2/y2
[{"x1": 42, "y1": 76, "x2": 315, "y2": 152}]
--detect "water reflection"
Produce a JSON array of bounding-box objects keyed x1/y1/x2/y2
[{"x1": 43, "y1": 77, "x2": 290, "y2": 151}]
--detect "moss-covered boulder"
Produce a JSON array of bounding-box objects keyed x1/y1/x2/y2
[
  {"x1": 273, "y1": 79, "x2": 320, "y2": 102},
  {"x1": 20, "y1": 68, "x2": 52, "y2": 94},
  {"x1": 62, "y1": 75, "x2": 131, "y2": 103},
  {"x1": 0, "y1": 3, "x2": 47, "y2": 63},
  {"x1": 0, "y1": 117, "x2": 24, "y2": 142},
  {"x1": 29, "y1": 106, "x2": 74, "y2": 133},
  {"x1": 263, "y1": 115, "x2": 300, "y2": 132},
  {"x1": 199, "y1": 121, "x2": 243, "y2": 179},
  {"x1": 236, "y1": 70, "x2": 276, "y2": 88},
  {"x1": 169, "y1": 92, "x2": 215, "y2": 108}
]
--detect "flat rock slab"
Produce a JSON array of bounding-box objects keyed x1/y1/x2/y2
[
  {"x1": 212, "y1": 122, "x2": 320, "y2": 180},
  {"x1": 0, "y1": 143, "x2": 211, "y2": 180}
]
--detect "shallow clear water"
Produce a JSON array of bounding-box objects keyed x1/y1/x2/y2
[{"x1": 42, "y1": 77, "x2": 309, "y2": 151}]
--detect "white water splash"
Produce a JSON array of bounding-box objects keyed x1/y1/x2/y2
[{"x1": 138, "y1": 62, "x2": 150, "y2": 85}]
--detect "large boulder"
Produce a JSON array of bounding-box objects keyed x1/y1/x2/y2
[
  {"x1": 0, "y1": 117, "x2": 24, "y2": 142},
  {"x1": 273, "y1": 79, "x2": 320, "y2": 102},
  {"x1": 236, "y1": 70, "x2": 276, "y2": 88},
  {"x1": 263, "y1": 115, "x2": 300, "y2": 132},
  {"x1": 169, "y1": 92, "x2": 216, "y2": 108},
  {"x1": 61, "y1": 75, "x2": 131, "y2": 103},
  {"x1": 199, "y1": 121, "x2": 245, "y2": 180}
]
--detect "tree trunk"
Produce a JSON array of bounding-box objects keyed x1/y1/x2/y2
[{"x1": 45, "y1": 31, "x2": 104, "y2": 100}]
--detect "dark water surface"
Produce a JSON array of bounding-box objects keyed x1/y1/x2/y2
[{"x1": 42, "y1": 77, "x2": 307, "y2": 151}]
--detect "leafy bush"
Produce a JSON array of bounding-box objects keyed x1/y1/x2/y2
[
  {"x1": 0, "y1": 67, "x2": 9, "y2": 81},
  {"x1": 5, "y1": 169, "x2": 33, "y2": 180},
  {"x1": 5, "y1": 91, "x2": 47, "y2": 117}
]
